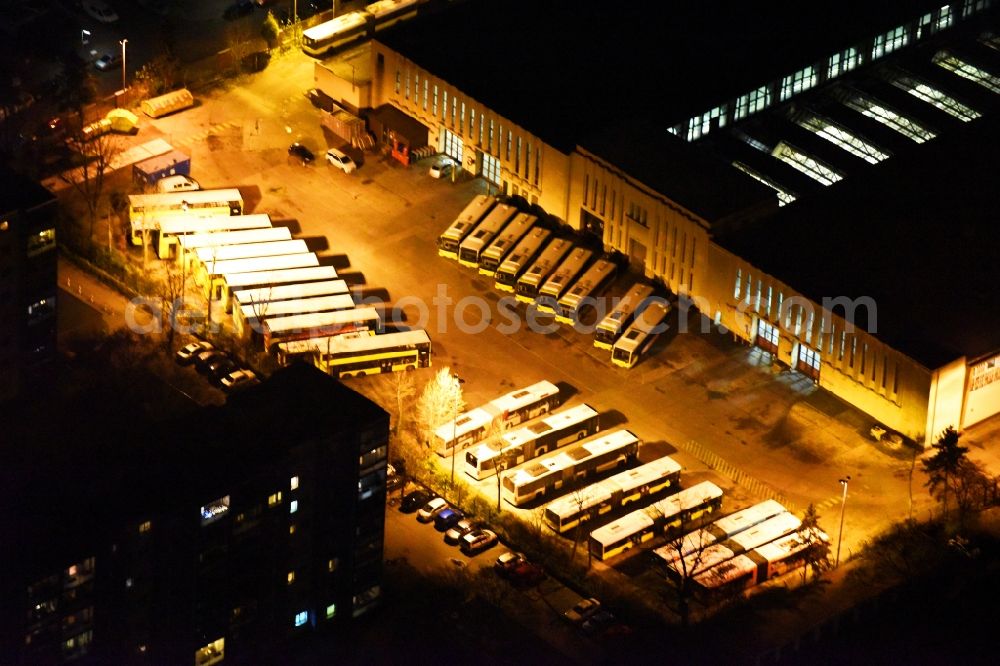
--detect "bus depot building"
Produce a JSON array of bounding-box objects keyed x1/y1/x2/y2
[{"x1": 365, "y1": 0, "x2": 1000, "y2": 444}]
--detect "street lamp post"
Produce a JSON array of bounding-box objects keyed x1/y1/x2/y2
[
  {"x1": 835, "y1": 475, "x2": 851, "y2": 567},
  {"x1": 119, "y1": 39, "x2": 128, "y2": 94}
]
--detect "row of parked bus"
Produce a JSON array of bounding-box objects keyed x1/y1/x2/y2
[
  {"x1": 437, "y1": 195, "x2": 672, "y2": 368},
  {"x1": 128, "y1": 188, "x2": 433, "y2": 378}
]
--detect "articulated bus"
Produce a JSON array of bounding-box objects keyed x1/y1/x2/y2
[
  {"x1": 651, "y1": 499, "x2": 787, "y2": 571},
  {"x1": 478, "y1": 213, "x2": 537, "y2": 275},
  {"x1": 682, "y1": 512, "x2": 804, "y2": 590},
  {"x1": 588, "y1": 481, "x2": 724, "y2": 561},
  {"x1": 194, "y1": 239, "x2": 308, "y2": 267},
  {"x1": 235, "y1": 293, "x2": 357, "y2": 339},
  {"x1": 535, "y1": 247, "x2": 593, "y2": 314},
  {"x1": 220, "y1": 266, "x2": 339, "y2": 312},
  {"x1": 437, "y1": 195, "x2": 496, "y2": 259},
  {"x1": 128, "y1": 188, "x2": 244, "y2": 248},
  {"x1": 494, "y1": 228, "x2": 552, "y2": 292},
  {"x1": 176, "y1": 226, "x2": 292, "y2": 271},
  {"x1": 366, "y1": 0, "x2": 423, "y2": 32},
  {"x1": 611, "y1": 300, "x2": 672, "y2": 369},
  {"x1": 594, "y1": 283, "x2": 655, "y2": 350},
  {"x1": 157, "y1": 214, "x2": 272, "y2": 260},
  {"x1": 457, "y1": 203, "x2": 518, "y2": 268},
  {"x1": 501, "y1": 429, "x2": 640, "y2": 507},
  {"x1": 301, "y1": 12, "x2": 370, "y2": 57},
  {"x1": 464, "y1": 403, "x2": 600, "y2": 480},
  {"x1": 554, "y1": 258, "x2": 617, "y2": 325},
  {"x1": 232, "y1": 279, "x2": 349, "y2": 314},
  {"x1": 515, "y1": 238, "x2": 573, "y2": 303},
  {"x1": 433, "y1": 380, "x2": 562, "y2": 457},
  {"x1": 279, "y1": 329, "x2": 432, "y2": 378},
  {"x1": 543, "y1": 456, "x2": 682, "y2": 534},
  {"x1": 200, "y1": 253, "x2": 320, "y2": 299},
  {"x1": 261, "y1": 307, "x2": 382, "y2": 351}
]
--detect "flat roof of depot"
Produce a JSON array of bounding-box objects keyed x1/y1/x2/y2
[
  {"x1": 379, "y1": 0, "x2": 947, "y2": 153},
  {"x1": 715, "y1": 112, "x2": 1000, "y2": 370}
]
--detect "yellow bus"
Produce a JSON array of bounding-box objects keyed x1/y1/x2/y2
[
  {"x1": 128, "y1": 188, "x2": 244, "y2": 254},
  {"x1": 279, "y1": 329, "x2": 432, "y2": 378}
]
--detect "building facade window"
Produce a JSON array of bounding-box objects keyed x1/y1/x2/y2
[
  {"x1": 394, "y1": 70, "x2": 400, "y2": 95},
  {"x1": 780, "y1": 66, "x2": 817, "y2": 101},
  {"x1": 735, "y1": 85, "x2": 771, "y2": 120},
  {"x1": 872, "y1": 25, "x2": 909, "y2": 60}
]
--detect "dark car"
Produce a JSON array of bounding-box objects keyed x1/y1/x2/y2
[
  {"x1": 195, "y1": 350, "x2": 226, "y2": 374},
  {"x1": 208, "y1": 358, "x2": 239, "y2": 384},
  {"x1": 494, "y1": 550, "x2": 526, "y2": 577},
  {"x1": 580, "y1": 609, "x2": 617, "y2": 636},
  {"x1": 400, "y1": 489, "x2": 432, "y2": 513},
  {"x1": 223, "y1": 0, "x2": 254, "y2": 20},
  {"x1": 433, "y1": 507, "x2": 464, "y2": 532},
  {"x1": 508, "y1": 561, "x2": 546, "y2": 588},
  {"x1": 304, "y1": 87, "x2": 335, "y2": 112},
  {"x1": 288, "y1": 142, "x2": 314, "y2": 164}
]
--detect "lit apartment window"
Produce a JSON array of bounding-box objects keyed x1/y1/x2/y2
[
  {"x1": 287, "y1": 571, "x2": 295, "y2": 585},
  {"x1": 200, "y1": 496, "x2": 230, "y2": 525},
  {"x1": 289, "y1": 524, "x2": 296, "y2": 535},
  {"x1": 268, "y1": 491, "x2": 282, "y2": 507},
  {"x1": 27, "y1": 228, "x2": 56, "y2": 256},
  {"x1": 290, "y1": 475, "x2": 299, "y2": 490},
  {"x1": 326, "y1": 604, "x2": 337, "y2": 619},
  {"x1": 139, "y1": 521, "x2": 152, "y2": 534},
  {"x1": 780, "y1": 66, "x2": 817, "y2": 101},
  {"x1": 328, "y1": 558, "x2": 338, "y2": 572},
  {"x1": 294, "y1": 611, "x2": 308, "y2": 627},
  {"x1": 735, "y1": 85, "x2": 771, "y2": 121},
  {"x1": 828, "y1": 47, "x2": 860, "y2": 79},
  {"x1": 290, "y1": 500, "x2": 299, "y2": 514}
]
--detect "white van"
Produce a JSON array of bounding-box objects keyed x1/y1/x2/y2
[
  {"x1": 156, "y1": 175, "x2": 201, "y2": 193},
  {"x1": 325, "y1": 148, "x2": 357, "y2": 174}
]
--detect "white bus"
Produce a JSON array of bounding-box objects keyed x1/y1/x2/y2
[
  {"x1": 594, "y1": 283, "x2": 655, "y2": 350},
  {"x1": 494, "y1": 228, "x2": 552, "y2": 292},
  {"x1": 433, "y1": 380, "x2": 561, "y2": 457},
  {"x1": 157, "y1": 214, "x2": 272, "y2": 260},
  {"x1": 235, "y1": 293, "x2": 357, "y2": 339},
  {"x1": 457, "y1": 203, "x2": 518, "y2": 268},
  {"x1": 176, "y1": 226, "x2": 291, "y2": 271},
  {"x1": 515, "y1": 238, "x2": 573, "y2": 303},
  {"x1": 543, "y1": 456, "x2": 682, "y2": 534},
  {"x1": 279, "y1": 329, "x2": 432, "y2": 378},
  {"x1": 437, "y1": 195, "x2": 496, "y2": 259},
  {"x1": 535, "y1": 247, "x2": 593, "y2": 313},
  {"x1": 611, "y1": 300, "x2": 672, "y2": 369},
  {"x1": 501, "y1": 429, "x2": 641, "y2": 506},
  {"x1": 232, "y1": 279, "x2": 349, "y2": 313},
  {"x1": 220, "y1": 266, "x2": 339, "y2": 312},
  {"x1": 478, "y1": 213, "x2": 537, "y2": 275},
  {"x1": 128, "y1": 188, "x2": 243, "y2": 249},
  {"x1": 651, "y1": 499, "x2": 787, "y2": 571},
  {"x1": 464, "y1": 403, "x2": 600, "y2": 480},
  {"x1": 588, "y1": 481, "x2": 724, "y2": 561},
  {"x1": 301, "y1": 11, "x2": 370, "y2": 58},
  {"x1": 365, "y1": 0, "x2": 422, "y2": 32},
  {"x1": 690, "y1": 513, "x2": 804, "y2": 590},
  {"x1": 261, "y1": 306, "x2": 382, "y2": 351},
  {"x1": 554, "y1": 258, "x2": 617, "y2": 325},
  {"x1": 194, "y1": 239, "x2": 308, "y2": 267},
  {"x1": 200, "y1": 253, "x2": 320, "y2": 299}
]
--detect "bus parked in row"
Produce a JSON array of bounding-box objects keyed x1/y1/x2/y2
[
  {"x1": 694, "y1": 528, "x2": 830, "y2": 592},
  {"x1": 301, "y1": 0, "x2": 424, "y2": 57},
  {"x1": 535, "y1": 247, "x2": 593, "y2": 314},
  {"x1": 128, "y1": 188, "x2": 243, "y2": 248},
  {"x1": 458, "y1": 203, "x2": 518, "y2": 268},
  {"x1": 588, "y1": 481, "x2": 724, "y2": 561},
  {"x1": 611, "y1": 300, "x2": 672, "y2": 369},
  {"x1": 543, "y1": 456, "x2": 682, "y2": 534},
  {"x1": 231, "y1": 279, "x2": 350, "y2": 315},
  {"x1": 200, "y1": 253, "x2": 320, "y2": 299},
  {"x1": 554, "y1": 257, "x2": 617, "y2": 325},
  {"x1": 176, "y1": 226, "x2": 292, "y2": 272},
  {"x1": 478, "y1": 213, "x2": 536, "y2": 275},
  {"x1": 464, "y1": 403, "x2": 600, "y2": 480},
  {"x1": 594, "y1": 283, "x2": 655, "y2": 350},
  {"x1": 261, "y1": 307, "x2": 382, "y2": 351},
  {"x1": 220, "y1": 266, "x2": 339, "y2": 312},
  {"x1": 494, "y1": 228, "x2": 552, "y2": 292},
  {"x1": 437, "y1": 194, "x2": 496, "y2": 259},
  {"x1": 516, "y1": 238, "x2": 573, "y2": 303},
  {"x1": 278, "y1": 329, "x2": 432, "y2": 378},
  {"x1": 235, "y1": 293, "x2": 357, "y2": 339},
  {"x1": 501, "y1": 429, "x2": 641, "y2": 506}
]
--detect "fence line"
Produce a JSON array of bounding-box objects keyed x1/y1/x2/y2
[{"x1": 680, "y1": 439, "x2": 797, "y2": 515}]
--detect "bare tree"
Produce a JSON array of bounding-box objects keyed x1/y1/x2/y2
[
  {"x1": 569, "y1": 487, "x2": 588, "y2": 564},
  {"x1": 392, "y1": 370, "x2": 416, "y2": 435},
  {"x1": 158, "y1": 262, "x2": 187, "y2": 351},
  {"x1": 67, "y1": 130, "x2": 124, "y2": 248},
  {"x1": 225, "y1": 21, "x2": 256, "y2": 76},
  {"x1": 653, "y1": 501, "x2": 719, "y2": 627}
]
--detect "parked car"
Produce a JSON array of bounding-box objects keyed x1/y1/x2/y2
[
  {"x1": 156, "y1": 175, "x2": 200, "y2": 193},
  {"x1": 325, "y1": 148, "x2": 357, "y2": 174},
  {"x1": 460, "y1": 529, "x2": 499, "y2": 556},
  {"x1": 400, "y1": 489, "x2": 432, "y2": 513},
  {"x1": 176, "y1": 340, "x2": 213, "y2": 365},
  {"x1": 444, "y1": 518, "x2": 476, "y2": 545},
  {"x1": 416, "y1": 497, "x2": 448, "y2": 523},
  {"x1": 219, "y1": 369, "x2": 259, "y2": 392},
  {"x1": 434, "y1": 507, "x2": 464, "y2": 532},
  {"x1": 94, "y1": 52, "x2": 121, "y2": 71},
  {"x1": 563, "y1": 597, "x2": 602, "y2": 625},
  {"x1": 288, "y1": 142, "x2": 315, "y2": 164},
  {"x1": 494, "y1": 550, "x2": 526, "y2": 577},
  {"x1": 208, "y1": 358, "x2": 239, "y2": 384},
  {"x1": 386, "y1": 463, "x2": 404, "y2": 491},
  {"x1": 428, "y1": 157, "x2": 454, "y2": 179},
  {"x1": 580, "y1": 609, "x2": 617, "y2": 636},
  {"x1": 195, "y1": 350, "x2": 227, "y2": 374},
  {"x1": 82, "y1": 0, "x2": 119, "y2": 23},
  {"x1": 508, "y1": 561, "x2": 546, "y2": 587}
]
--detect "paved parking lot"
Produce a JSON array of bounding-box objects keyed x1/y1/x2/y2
[{"x1": 75, "y1": 44, "x2": 952, "y2": 642}]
